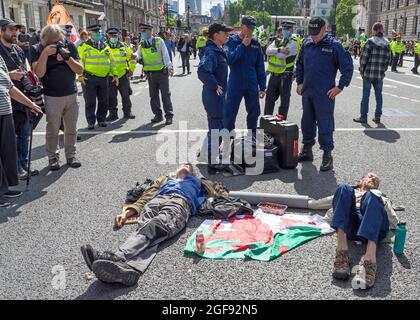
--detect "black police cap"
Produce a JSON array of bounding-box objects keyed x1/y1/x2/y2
[
  {"x1": 208, "y1": 23, "x2": 233, "y2": 36},
  {"x1": 87, "y1": 24, "x2": 101, "y2": 32},
  {"x1": 139, "y1": 23, "x2": 153, "y2": 30},
  {"x1": 106, "y1": 27, "x2": 120, "y2": 35},
  {"x1": 308, "y1": 17, "x2": 326, "y2": 35},
  {"x1": 241, "y1": 16, "x2": 256, "y2": 29}
]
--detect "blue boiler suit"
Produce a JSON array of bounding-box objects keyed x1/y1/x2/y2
[
  {"x1": 224, "y1": 34, "x2": 267, "y2": 132},
  {"x1": 197, "y1": 40, "x2": 229, "y2": 162},
  {"x1": 295, "y1": 34, "x2": 353, "y2": 151},
  {"x1": 331, "y1": 184, "x2": 389, "y2": 244}
]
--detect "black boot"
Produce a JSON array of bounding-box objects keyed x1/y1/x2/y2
[
  {"x1": 92, "y1": 260, "x2": 140, "y2": 286},
  {"x1": 123, "y1": 112, "x2": 136, "y2": 119},
  {"x1": 80, "y1": 244, "x2": 124, "y2": 271},
  {"x1": 151, "y1": 115, "x2": 163, "y2": 123},
  {"x1": 297, "y1": 145, "x2": 313, "y2": 162},
  {"x1": 106, "y1": 112, "x2": 119, "y2": 122},
  {"x1": 320, "y1": 151, "x2": 333, "y2": 172}
]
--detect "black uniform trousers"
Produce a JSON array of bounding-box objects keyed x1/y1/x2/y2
[
  {"x1": 146, "y1": 70, "x2": 174, "y2": 119},
  {"x1": 391, "y1": 54, "x2": 401, "y2": 71},
  {"x1": 414, "y1": 53, "x2": 420, "y2": 72},
  {"x1": 264, "y1": 72, "x2": 293, "y2": 119},
  {"x1": 398, "y1": 52, "x2": 404, "y2": 67},
  {"x1": 108, "y1": 73, "x2": 132, "y2": 116},
  {"x1": 83, "y1": 74, "x2": 109, "y2": 125}
]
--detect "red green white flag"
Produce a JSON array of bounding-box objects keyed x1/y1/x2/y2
[{"x1": 184, "y1": 210, "x2": 334, "y2": 261}]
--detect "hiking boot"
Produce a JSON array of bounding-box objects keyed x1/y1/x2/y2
[
  {"x1": 0, "y1": 199, "x2": 11, "y2": 207},
  {"x1": 67, "y1": 157, "x2": 81, "y2": 168},
  {"x1": 353, "y1": 117, "x2": 367, "y2": 124},
  {"x1": 49, "y1": 158, "x2": 60, "y2": 171},
  {"x1": 353, "y1": 260, "x2": 377, "y2": 290},
  {"x1": 151, "y1": 115, "x2": 163, "y2": 123},
  {"x1": 106, "y1": 113, "x2": 119, "y2": 122},
  {"x1": 3, "y1": 190, "x2": 23, "y2": 198},
  {"x1": 123, "y1": 113, "x2": 136, "y2": 119},
  {"x1": 81, "y1": 245, "x2": 124, "y2": 271},
  {"x1": 92, "y1": 260, "x2": 140, "y2": 286},
  {"x1": 332, "y1": 249, "x2": 350, "y2": 280},
  {"x1": 297, "y1": 145, "x2": 313, "y2": 162},
  {"x1": 98, "y1": 122, "x2": 107, "y2": 127},
  {"x1": 18, "y1": 169, "x2": 39, "y2": 180},
  {"x1": 320, "y1": 151, "x2": 333, "y2": 172},
  {"x1": 372, "y1": 117, "x2": 381, "y2": 124},
  {"x1": 165, "y1": 117, "x2": 173, "y2": 125},
  {"x1": 87, "y1": 123, "x2": 95, "y2": 130}
]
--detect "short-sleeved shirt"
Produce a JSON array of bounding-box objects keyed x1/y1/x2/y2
[
  {"x1": 0, "y1": 56, "x2": 13, "y2": 115},
  {"x1": 30, "y1": 42, "x2": 80, "y2": 97}
]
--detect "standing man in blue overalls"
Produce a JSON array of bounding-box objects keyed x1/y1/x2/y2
[
  {"x1": 198, "y1": 23, "x2": 233, "y2": 174},
  {"x1": 295, "y1": 17, "x2": 353, "y2": 172},
  {"x1": 224, "y1": 16, "x2": 266, "y2": 135}
]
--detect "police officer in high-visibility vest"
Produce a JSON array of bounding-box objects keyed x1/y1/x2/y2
[
  {"x1": 78, "y1": 25, "x2": 118, "y2": 129},
  {"x1": 136, "y1": 23, "x2": 174, "y2": 125},
  {"x1": 390, "y1": 34, "x2": 406, "y2": 72},
  {"x1": 411, "y1": 38, "x2": 420, "y2": 75},
  {"x1": 105, "y1": 28, "x2": 137, "y2": 121},
  {"x1": 196, "y1": 28, "x2": 209, "y2": 60},
  {"x1": 264, "y1": 21, "x2": 299, "y2": 119}
]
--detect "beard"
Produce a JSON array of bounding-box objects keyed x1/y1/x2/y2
[{"x1": 3, "y1": 34, "x2": 16, "y2": 44}]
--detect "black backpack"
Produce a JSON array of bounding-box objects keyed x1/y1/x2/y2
[
  {"x1": 198, "y1": 196, "x2": 254, "y2": 219},
  {"x1": 125, "y1": 178, "x2": 154, "y2": 204}
]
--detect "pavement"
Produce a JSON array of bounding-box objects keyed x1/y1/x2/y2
[{"x1": 0, "y1": 55, "x2": 419, "y2": 300}]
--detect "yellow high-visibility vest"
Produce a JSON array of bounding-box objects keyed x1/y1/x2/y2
[
  {"x1": 196, "y1": 36, "x2": 207, "y2": 50},
  {"x1": 415, "y1": 42, "x2": 420, "y2": 55},
  {"x1": 78, "y1": 42, "x2": 116, "y2": 77},
  {"x1": 108, "y1": 43, "x2": 137, "y2": 78},
  {"x1": 390, "y1": 41, "x2": 406, "y2": 55},
  {"x1": 267, "y1": 36, "x2": 298, "y2": 75},
  {"x1": 140, "y1": 37, "x2": 165, "y2": 72}
]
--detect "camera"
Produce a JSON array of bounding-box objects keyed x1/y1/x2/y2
[
  {"x1": 20, "y1": 73, "x2": 44, "y2": 109},
  {"x1": 55, "y1": 41, "x2": 71, "y2": 60}
]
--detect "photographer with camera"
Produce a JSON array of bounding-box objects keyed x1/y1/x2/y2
[
  {"x1": 31, "y1": 24, "x2": 83, "y2": 171},
  {"x1": 0, "y1": 18, "x2": 41, "y2": 180}
]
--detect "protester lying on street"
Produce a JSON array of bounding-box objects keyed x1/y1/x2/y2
[
  {"x1": 324, "y1": 173, "x2": 399, "y2": 290},
  {"x1": 80, "y1": 163, "x2": 229, "y2": 286}
]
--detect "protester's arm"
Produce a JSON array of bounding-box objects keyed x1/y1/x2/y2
[
  {"x1": 60, "y1": 42, "x2": 83, "y2": 75},
  {"x1": 197, "y1": 51, "x2": 219, "y2": 90},
  {"x1": 9, "y1": 86, "x2": 42, "y2": 114},
  {"x1": 32, "y1": 44, "x2": 56, "y2": 78}
]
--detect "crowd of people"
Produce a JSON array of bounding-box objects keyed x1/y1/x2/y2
[{"x1": 0, "y1": 14, "x2": 414, "y2": 291}]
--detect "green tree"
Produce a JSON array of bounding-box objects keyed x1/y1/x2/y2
[
  {"x1": 244, "y1": 10, "x2": 272, "y2": 29},
  {"x1": 336, "y1": 0, "x2": 357, "y2": 36}
]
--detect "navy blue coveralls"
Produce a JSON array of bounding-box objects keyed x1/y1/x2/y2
[
  {"x1": 224, "y1": 34, "x2": 266, "y2": 132},
  {"x1": 197, "y1": 40, "x2": 228, "y2": 162},
  {"x1": 331, "y1": 184, "x2": 389, "y2": 244},
  {"x1": 295, "y1": 34, "x2": 353, "y2": 151}
]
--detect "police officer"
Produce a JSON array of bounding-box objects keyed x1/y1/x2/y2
[
  {"x1": 197, "y1": 23, "x2": 233, "y2": 174},
  {"x1": 264, "y1": 20, "x2": 298, "y2": 119},
  {"x1": 224, "y1": 16, "x2": 266, "y2": 134},
  {"x1": 295, "y1": 17, "x2": 353, "y2": 172},
  {"x1": 78, "y1": 25, "x2": 118, "y2": 129},
  {"x1": 411, "y1": 38, "x2": 420, "y2": 75},
  {"x1": 196, "y1": 28, "x2": 209, "y2": 60},
  {"x1": 390, "y1": 34, "x2": 406, "y2": 72},
  {"x1": 137, "y1": 23, "x2": 174, "y2": 125},
  {"x1": 105, "y1": 28, "x2": 136, "y2": 121}
]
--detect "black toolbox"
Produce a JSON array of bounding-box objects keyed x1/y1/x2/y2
[{"x1": 259, "y1": 115, "x2": 299, "y2": 169}]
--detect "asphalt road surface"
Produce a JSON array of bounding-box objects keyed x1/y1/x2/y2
[{"x1": 0, "y1": 55, "x2": 419, "y2": 300}]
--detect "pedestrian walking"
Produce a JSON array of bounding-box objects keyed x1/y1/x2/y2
[
  {"x1": 353, "y1": 22, "x2": 391, "y2": 125},
  {"x1": 177, "y1": 34, "x2": 193, "y2": 74}
]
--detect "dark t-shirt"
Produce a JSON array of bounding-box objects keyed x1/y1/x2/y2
[{"x1": 30, "y1": 42, "x2": 80, "y2": 97}]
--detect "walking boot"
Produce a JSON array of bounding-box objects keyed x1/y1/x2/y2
[
  {"x1": 106, "y1": 112, "x2": 119, "y2": 122},
  {"x1": 297, "y1": 145, "x2": 313, "y2": 162},
  {"x1": 92, "y1": 260, "x2": 140, "y2": 286},
  {"x1": 320, "y1": 151, "x2": 333, "y2": 171}
]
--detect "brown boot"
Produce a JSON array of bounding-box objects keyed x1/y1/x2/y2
[
  {"x1": 332, "y1": 249, "x2": 350, "y2": 280},
  {"x1": 352, "y1": 260, "x2": 377, "y2": 290}
]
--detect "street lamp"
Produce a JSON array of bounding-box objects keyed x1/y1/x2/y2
[
  {"x1": 187, "y1": 4, "x2": 190, "y2": 32},
  {"x1": 121, "y1": 0, "x2": 127, "y2": 36}
]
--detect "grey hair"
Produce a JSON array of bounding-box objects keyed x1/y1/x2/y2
[{"x1": 40, "y1": 24, "x2": 65, "y2": 47}]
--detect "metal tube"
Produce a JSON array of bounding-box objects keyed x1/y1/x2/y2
[{"x1": 228, "y1": 191, "x2": 310, "y2": 209}]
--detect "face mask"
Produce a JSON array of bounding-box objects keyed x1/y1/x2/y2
[
  {"x1": 109, "y1": 38, "x2": 118, "y2": 45},
  {"x1": 282, "y1": 30, "x2": 291, "y2": 38},
  {"x1": 140, "y1": 32, "x2": 148, "y2": 40},
  {"x1": 93, "y1": 33, "x2": 102, "y2": 41}
]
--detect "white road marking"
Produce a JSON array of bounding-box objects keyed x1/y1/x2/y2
[{"x1": 32, "y1": 128, "x2": 420, "y2": 136}]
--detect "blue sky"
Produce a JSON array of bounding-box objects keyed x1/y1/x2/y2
[{"x1": 178, "y1": 0, "x2": 225, "y2": 15}]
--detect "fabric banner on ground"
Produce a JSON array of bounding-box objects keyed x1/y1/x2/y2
[{"x1": 184, "y1": 210, "x2": 334, "y2": 261}]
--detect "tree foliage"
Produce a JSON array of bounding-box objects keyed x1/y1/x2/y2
[{"x1": 336, "y1": 0, "x2": 357, "y2": 36}]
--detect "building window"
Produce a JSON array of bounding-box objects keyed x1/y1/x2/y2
[
  {"x1": 385, "y1": 19, "x2": 389, "y2": 35},
  {"x1": 39, "y1": 5, "x2": 48, "y2": 28},
  {"x1": 24, "y1": 4, "x2": 35, "y2": 28},
  {"x1": 414, "y1": 16, "x2": 418, "y2": 35},
  {"x1": 387, "y1": 0, "x2": 391, "y2": 10},
  {"x1": 403, "y1": 17, "x2": 407, "y2": 34},
  {"x1": 393, "y1": 18, "x2": 397, "y2": 30}
]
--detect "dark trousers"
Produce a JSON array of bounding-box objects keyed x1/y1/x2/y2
[
  {"x1": 108, "y1": 74, "x2": 132, "y2": 116},
  {"x1": 264, "y1": 73, "x2": 293, "y2": 119},
  {"x1": 83, "y1": 75, "x2": 109, "y2": 125},
  {"x1": 301, "y1": 89, "x2": 335, "y2": 151},
  {"x1": 413, "y1": 54, "x2": 419, "y2": 72},
  {"x1": 193, "y1": 49, "x2": 197, "y2": 59},
  {"x1": 224, "y1": 89, "x2": 260, "y2": 132},
  {"x1": 331, "y1": 184, "x2": 389, "y2": 244},
  {"x1": 391, "y1": 54, "x2": 400, "y2": 71},
  {"x1": 360, "y1": 79, "x2": 383, "y2": 119},
  {"x1": 146, "y1": 71, "x2": 173, "y2": 119},
  {"x1": 0, "y1": 114, "x2": 18, "y2": 195},
  {"x1": 115, "y1": 194, "x2": 191, "y2": 273},
  {"x1": 13, "y1": 110, "x2": 30, "y2": 172},
  {"x1": 180, "y1": 52, "x2": 190, "y2": 73},
  {"x1": 398, "y1": 52, "x2": 404, "y2": 67}
]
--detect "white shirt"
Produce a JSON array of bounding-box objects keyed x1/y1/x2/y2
[
  {"x1": 136, "y1": 37, "x2": 173, "y2": 69},
  {"x1": 266, "y1": 36, "x2": 298, "y2": 59}
]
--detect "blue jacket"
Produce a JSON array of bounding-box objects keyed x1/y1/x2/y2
[
  {"x1": 296, "y1": 34, "x2": 353, "y2": 92},
  {"x1": 197, "y1": 40, "x2": 228, "y2": 91},
  {"x1": 225, "y1": 34, "x2": 266, "y2": 92}
]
